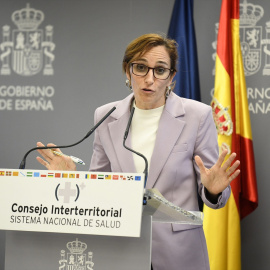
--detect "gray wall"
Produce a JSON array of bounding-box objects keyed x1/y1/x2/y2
[{"x1": 0, "y1": 0, "x2": 269, "y2": 269}]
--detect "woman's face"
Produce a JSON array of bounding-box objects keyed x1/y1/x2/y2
[{"x1": 126, "y1": 45, "x2": 175, "y2": 110}]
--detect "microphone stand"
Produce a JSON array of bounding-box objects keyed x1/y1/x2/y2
[
  {"x1": 19, "y1": 106, "x2": 116, "y2": 169},
  {"x1": 123, "y1": 107, "x2": 149, "y2": 205}
]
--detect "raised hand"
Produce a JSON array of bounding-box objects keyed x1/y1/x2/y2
[
  {"x1": 195, "y1": 149, "x2": 240, "y2": 199},
  {"x1": 36, "y1": 142, "x2": 77, "y2": 171}
]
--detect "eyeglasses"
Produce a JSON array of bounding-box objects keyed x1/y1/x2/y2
[{"x1": 131, "y1": 63, "x2": 174, "y2": 80}]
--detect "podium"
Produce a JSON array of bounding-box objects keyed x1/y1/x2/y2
[{"x1": 0, "y1": 169, "x2": 203, "y2": 270}]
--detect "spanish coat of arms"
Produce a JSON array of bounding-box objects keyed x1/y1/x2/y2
[
  {"x1": 0, "y1": 3, "x2": 55, "y2": 76},
  {"x1": 59, "y1": 239, "x2": 94, "y2": 270}
]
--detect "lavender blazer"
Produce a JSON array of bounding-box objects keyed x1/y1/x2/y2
[{"x1": 90, "y1": 93, "x2": 231, "y2": 270}]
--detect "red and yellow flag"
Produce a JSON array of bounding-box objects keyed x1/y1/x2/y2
[{"x1": 203, "y1": 0, "x2": 258, "y2": 269}]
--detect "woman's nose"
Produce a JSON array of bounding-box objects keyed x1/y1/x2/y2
[{"x1": 144, "y1": 68, "x2": 155, "y2": 84}]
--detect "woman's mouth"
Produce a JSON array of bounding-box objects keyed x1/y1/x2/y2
[{"x1": 142, "y1": 88, "x2": 153, "y2": 92}]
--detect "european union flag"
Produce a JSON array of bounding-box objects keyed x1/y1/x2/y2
[{"x1": 168, "y1": 0, "x2": 201, "y2": 101}]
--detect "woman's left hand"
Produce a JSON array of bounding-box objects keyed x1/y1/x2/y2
[{"x1": 195, "y1": 149, "x2": 240, "y2": 200}]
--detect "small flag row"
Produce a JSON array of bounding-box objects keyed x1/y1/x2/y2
[
  {"x1": 0, "y1": 170, "x2": 141, "y2": 181},
  {"x1": 85, "y1": 174, "x2": 141, "y2": 181}
]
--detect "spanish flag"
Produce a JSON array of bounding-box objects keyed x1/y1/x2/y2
[{"x1": 203, "y1": 0, "x2": 258, "y2": 269}]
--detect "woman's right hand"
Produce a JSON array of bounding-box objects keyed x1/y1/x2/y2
[{"x1": 36, "y1": 142, "x2": 77, "y2": 171}]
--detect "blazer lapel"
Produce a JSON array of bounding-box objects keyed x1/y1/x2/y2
[
  {"x1": 106, "y1": 93, "x2": 186, "y2": 182},
  {"x1": 146, "y1": 93, "x2": 186, "y2": 188}
]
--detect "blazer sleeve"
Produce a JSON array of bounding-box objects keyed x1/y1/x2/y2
[
  {"x1": 193, "y1": 106, "x2": 231, "y2": 209},
  {"x1": 89, "y1": 107, "x2": 112, "y2": 172}
]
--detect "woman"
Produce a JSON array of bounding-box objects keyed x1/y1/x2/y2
[{"x1": 37, "y1": 33, "x2": 240, "y2": 270}]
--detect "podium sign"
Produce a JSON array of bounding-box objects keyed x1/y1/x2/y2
[{"x1": 0, "y1": 169, "x2": 145, "y2": 237}]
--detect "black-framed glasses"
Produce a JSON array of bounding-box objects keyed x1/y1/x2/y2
[{"x1": 131, "y1": 63, "x2": 174, "y2": 80}]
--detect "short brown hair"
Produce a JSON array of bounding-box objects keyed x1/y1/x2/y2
[{"x1": 122, "y1": 33, "x2": 178, "y2": 76}]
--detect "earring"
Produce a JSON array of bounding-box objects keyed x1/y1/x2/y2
[
  {"x1": 165, "y1": 86, "x2": 172, "y2": 98},
  {"x1": 125, "y1": 79, "x2": 132, "y2": 91}
]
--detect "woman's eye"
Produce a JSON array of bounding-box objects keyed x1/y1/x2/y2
[
  {"x1": 136, "y1": 64, "x2": 146, "y2": 71},
  {"x1": 155, "y1": 67, "x2": 165, "y2": 74}
]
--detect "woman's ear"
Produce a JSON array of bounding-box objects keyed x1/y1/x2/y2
[
  {"x1": 169, "y1": 71, "x2": 176, "y2": 85},
  {"x1": 126, "y1": 69, "x2": 131, "y2": 81}
]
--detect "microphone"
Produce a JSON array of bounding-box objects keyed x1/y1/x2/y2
[
  {"x1": 19, "y1": 106, "x2": 116, "y2": 169},
  {"x1": 123, "y1": 107, "x2": 149, "y2": 189}
]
